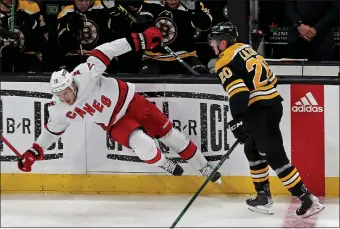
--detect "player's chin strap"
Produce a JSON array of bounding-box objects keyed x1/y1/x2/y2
[{"x1": 115, "y1": 4, "x2": 200, "y2": 75}]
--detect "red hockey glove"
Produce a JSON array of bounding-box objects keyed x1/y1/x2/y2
[
  {"x1": 17, "y1": 143, "x2": 44, "y2": 172},
  {"x1": 132, "y1": 27, "x2": 162, "y2": 51}
]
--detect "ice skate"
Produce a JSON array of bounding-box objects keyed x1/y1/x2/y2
[
  {"x1": 199, "y1": 163, "x2": 222, "y2": 184},
  {"x1": 159, "y1": 158, "x2": 184, "y2": 176},
  {"x1": 246, "y1": 183, "x2": 273, "y2": 215},
  {"x1": 296, "y1": 193, "x2": 325, "y2": 218}
]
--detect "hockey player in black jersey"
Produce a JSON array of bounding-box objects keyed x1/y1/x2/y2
[
  {"x1": 56, "y1": 0, "x2": 131, "y2": 72},
  {"x1": 209, "y1": 21, "x2": 325, "y2": 218},
  {"x1": 135, "y1": 0, "x2": 212, "y2": 74},
  {"x1": 0, "y1": 0, "x2": 47, "y2": 72}
]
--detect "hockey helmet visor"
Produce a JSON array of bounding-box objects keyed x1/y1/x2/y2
[{"x1": 208, "y1": 21, "x2": 238, "y2": 46}]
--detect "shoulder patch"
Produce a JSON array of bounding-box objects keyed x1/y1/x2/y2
[
  {"x1": 17, "y1": 0, "x2": 40, "y2": 14},
  {"x1": 57, "y1": 5, "x2": 74, "y2": 19},
  {"x1": 92, "y1": 0, "x2": 104, "y2": 8}
]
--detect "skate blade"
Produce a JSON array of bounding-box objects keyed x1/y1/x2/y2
[
  {"x1": 300, "y1": 202, "x2": 325, "y2": 218},
  {"x1": 248, "y1": 205, "x2": 274, "y2": 215}
]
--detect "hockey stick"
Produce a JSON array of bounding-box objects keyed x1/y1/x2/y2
[
  {"x1": 1, "y1": 135, "x2": 22, "y2": 158},
  {"x1": 10, "y1": 0, "x2": 14, "y2": 32},
  {"x1": 116, "y1": 5, "x2": 200, "y2": 75},
  {"x1": 169, "y1": 139, "x2": 240, "y2": 228}
]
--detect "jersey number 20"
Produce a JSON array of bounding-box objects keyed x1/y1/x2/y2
[{"x1": 246, "y1": 55, "x2": 273, "y2": 89}]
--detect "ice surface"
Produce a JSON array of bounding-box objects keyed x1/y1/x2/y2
[{"x1": 1, "y1": 194, "x2": 339, "y2": 228}]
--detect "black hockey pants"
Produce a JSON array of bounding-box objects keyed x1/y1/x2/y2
[
  {"x1": 243, "y1": 102, "x2": 306, "y2": 197},
  {"x1": 244, "y1": 103, "x2": 290, "y2": 176}
]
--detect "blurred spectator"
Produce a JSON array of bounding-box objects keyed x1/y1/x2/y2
[
  {"x1": 56, "y1": 0, "x2": 130, "y2": 72},
  {"x1": 0, "y1": 0, "x2": 47, "y2": 73},
  {"x1": 104, "y1": 0, "x2": 145, "y2": 73},
  {"x1": 37, "y1": 0, "x2": 70, "y2": 71},
  {"x1": 135, "y1": 0, "x2": 212, "y2": 74},
  {"x1": 201, "y1": 0, "x2": 228, "y2": 25},
  {"x1": 285, "y1": 1, "x2": 339, "y2": 61},
  {"x1": 116, "y1": 0, "x2": 144, "y2": 18},
  {"x1": 193, "y1": 1, "x2": 229, "y2": 68}
]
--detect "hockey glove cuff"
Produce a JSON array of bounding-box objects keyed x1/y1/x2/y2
[
  {"x1": 228, "y1": 119, "x2": 249, "y2": 144},
  {"x1": 131, "y1": 27, "x2": 162, "y2": 51},
  {"x1": 17, "y1": 143, "x2": 44, "y2": 172}
]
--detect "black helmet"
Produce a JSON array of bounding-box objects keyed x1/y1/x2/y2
[{"x1": 208, "y1": 21, "x2": 238, "y2": 45}]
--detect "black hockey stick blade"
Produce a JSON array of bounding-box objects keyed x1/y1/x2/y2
[{"x1": 169, "y1": 139, "x2": 241, "y2": 228}]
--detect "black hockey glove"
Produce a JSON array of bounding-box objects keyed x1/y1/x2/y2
[
  {"x1": 228, "y1": 119, "x2": 249, "y2": 144},
  {"x1": 15, "y1": 10, "x2": 37, "y2": 30},
  {"x1": 66, "y1": 13, "x2": 84, "y2": 38},
  {"x1": 132, "y1": 13, "x2": 154, "y2": 33}
]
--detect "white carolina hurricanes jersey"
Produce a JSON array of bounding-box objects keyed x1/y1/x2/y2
[{"x1": 36, "y1": 38, "x2": 135, "y2": 150}]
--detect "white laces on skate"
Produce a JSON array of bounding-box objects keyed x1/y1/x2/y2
[
  {"x1": 199, "y1": 164, "x2": 222, "y2": 184},
  {"x1": 199, "y1": 164, "x2": 214, "y2": 177},
  {"x1": 161, "y1": 159, "x2": 177, "y2": 173}
]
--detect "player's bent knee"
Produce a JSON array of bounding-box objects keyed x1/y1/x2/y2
[
  {"x1": 129, "y1": 129, "x2": 163, "y2": 165},
  {"x1": 159, "y1": 128, "x2": 190, "y2": 152}
]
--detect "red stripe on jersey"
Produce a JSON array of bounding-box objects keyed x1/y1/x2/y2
[
  {"x1": 178, "y1": 141, "x2": 197, "y2": 160},
  {"x1": 90, "y1": 49, "x2": 110, "y2": 67},
  {"x1": 144, "y1": 149, "x2": 162, "y2": 164},
  {"x1": 107, "y1": 80, "x2": 129, "y2": 130},
  {"x1": 44, "y1": 124, "x2": 65, "y2": 135}
]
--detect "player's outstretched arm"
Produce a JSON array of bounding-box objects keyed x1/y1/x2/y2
[
  {"x1": 18, "y1": 102, "x2": 69, "y2": 172},
  {"x1": 86, "y1": 27, "x2": 162, "y2": 77}
]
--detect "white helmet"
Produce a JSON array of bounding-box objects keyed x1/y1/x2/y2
[{"x1": 50, "y1": 69, "x2": 73, "y2": 94}]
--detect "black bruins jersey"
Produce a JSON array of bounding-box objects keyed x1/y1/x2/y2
[
  {"x1": 215, "y1": 43, "x2": 283, "y2": 119},
  {"x1": 138, "y1": 0, "x2": 212, "y2": 61},
  {"x1": 0, "y1": 0, "x2": 46, "y2": 55},
  {"x1": 57, "y1": 0, "x2": 130, "y2": 55}
]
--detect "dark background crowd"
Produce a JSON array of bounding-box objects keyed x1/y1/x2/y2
[{"x1": 0, "y1": 0, "x2": 339, "y2": 74}]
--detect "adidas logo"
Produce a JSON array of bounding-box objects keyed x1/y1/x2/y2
[{"x1": 292, "y1": 92, "x2": 323, "y2": 112}]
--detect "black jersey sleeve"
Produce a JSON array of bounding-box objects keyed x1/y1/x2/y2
[{"x1": 215, "y1": 60, "x2": 249, "y2": 120}]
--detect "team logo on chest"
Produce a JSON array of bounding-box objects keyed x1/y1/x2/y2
[
  {"x1": 80, "y1": 19, "x2": 99, "y2": 46},
  {"x1": 154, "y1": 15, "x2": 177, "y2": 45}
]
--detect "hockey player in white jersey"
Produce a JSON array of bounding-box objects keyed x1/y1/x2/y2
[{"x1": 17, "y1": 27, "x2": 222, "y2": 183}]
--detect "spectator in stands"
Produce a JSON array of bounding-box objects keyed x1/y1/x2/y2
[
  {"x1": 135, "y1": 0, "x2": 212, "y2": 74},
  {"x1": 56, "y1": 0, "x2": 130, "y2": 72},
  {"x1": 285, "y1": 1, "x2": 339, "y2": 61},
  {"x1": 116, "y1": 0, "x2": 144, "y2": 18},
  {"x1": 103, "y1": 0, "x2": 145, "y2": 73},
  {"x1": 0, "y1": 0, "x2": 47, "y2": 73},
  {"x1": 37, "y1": 0, "x2": 71, "y2": 72},
  {"x1": 193, "y1": 1, "x2": 229, "y2": 69}
]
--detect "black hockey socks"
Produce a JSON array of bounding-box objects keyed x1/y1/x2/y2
[
  {"x1": 275, "y1": 163, "x2": 306, "y2": 197},
  {"x1": 250, "y1": 161, "x2": 270, "y2": 193}
]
